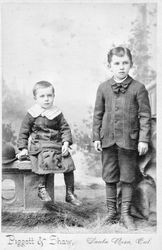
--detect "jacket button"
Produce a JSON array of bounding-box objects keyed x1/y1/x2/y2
[{"x1": 115, "y1": 107, "x2": 118, "y2": 111}]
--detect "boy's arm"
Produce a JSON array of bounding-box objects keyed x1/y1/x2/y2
[
  {"x1": 17, "y1": 113, "x2": 34, "y2": 150},
  {"x1": 58, "y1": 113, "x2": 73, "y2": 145},
  {"x1": 137, "y1": 84, "x2": 151, "y2": 144},
  {"x1": 94, "y1": 141, "x2": 102, "y2": 152},
  {"x1": 92, "y1": 85, "x2": 105, "y2": 142}
]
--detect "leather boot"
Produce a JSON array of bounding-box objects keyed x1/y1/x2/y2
[
  {"x1": 38, "y1": 185, "x2": 52, "y2": 202},
  {"x1": 64, "y1": 171, "x2": 82, "y2": 206},
  {"x1": 103, "y1": 183, "x2": 118, "y2": 224},
  {"x1": 65, "y1": 185, "x2": 82, "y2": 206},
  {"x1": 37, "y1": 175, "x2": 52, "y2": 202},
  {"x1": 121, "y1": 201, "x2": 136, "y2": 230},
  {"x1": 103, "y1": 200, "x2": 117, "y2": 225},
  {"x1": 121, "y1": 182, "x2": 136, "y2": 230}
]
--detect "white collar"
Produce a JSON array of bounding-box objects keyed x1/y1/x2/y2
[
  {"x1": 28, "y1": 104, "x2": 62, "y2": 120},
  {"x1": 113, "y1": 76, "x2": 128, "y2": 83}
]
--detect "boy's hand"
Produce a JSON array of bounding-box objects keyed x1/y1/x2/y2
[
  {"x1": 94, "y1": 141, "x2": 102, "y2": 152},
  {"x1": 62, "y1": 141, "x2": 69, "y2": 156},
  {"x1": 16, "y1": 149, "x2": 28, "y2": 160},
  {"x1": 138, "y1": 142, "x2": 148, "y2": 156}
]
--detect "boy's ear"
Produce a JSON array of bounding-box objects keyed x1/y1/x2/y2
[
  {"x1": 108, "y1": 63, "x2": 113, "y2": 73},
  {"x1": 34, "y1": 96, "x2": 37, "y2": 100},
  {"x1": 107, "y1": 63, "x2": 111, "y2": 69}
]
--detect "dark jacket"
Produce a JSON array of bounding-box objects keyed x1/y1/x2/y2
[
  {"x1": 17, "y1": 112, "x2": 73, "y2": 151},
  {"x1": 92, "y1": 75, "x2": 151, "y2": 150},
  {"x1": 17, "y1": 112, "x2": 74, "y2": 174}
]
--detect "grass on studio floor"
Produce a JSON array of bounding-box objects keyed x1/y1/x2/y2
[{"x1": 2, "y1": 197, "x2": 156, "y2": 233}]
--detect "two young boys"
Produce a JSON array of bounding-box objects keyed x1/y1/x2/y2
[{"x1": 17, "y1": 46, "x2": 151, "y2": 230}]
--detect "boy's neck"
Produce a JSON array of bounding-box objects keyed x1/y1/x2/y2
[
  {"x1": 113, "y1": 75, "x2": 128, "y2": 83},
  {"x1": 36, "y1": 103, "x2": 54, "y2": 110}
]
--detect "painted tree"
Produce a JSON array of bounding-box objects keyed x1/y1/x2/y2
[
  {"x1": 2, "y1": 80, "x2": 27, "y2": 121},
  {"x1": 128, "y1": 3, "x2": 156, "y2": 85},
  {"x1": 2, "y1": 80, "x2": 27, "y2": 145}
]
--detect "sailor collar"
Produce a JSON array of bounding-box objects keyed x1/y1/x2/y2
[{"x1": 28, "y1": 104, "x2": 62, "y2": 120}]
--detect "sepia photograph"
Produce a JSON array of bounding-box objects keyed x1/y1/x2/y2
[{"x1": 1, "y1": 0, "x2": 161, "y2": 249}]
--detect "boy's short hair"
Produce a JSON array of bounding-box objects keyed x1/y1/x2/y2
[
  {"x1": 33, "y1": 81, "x2": 55, "y2": 97},
  {"x1": 107, "y1": 47, "x2": 133, "y2": 65}
]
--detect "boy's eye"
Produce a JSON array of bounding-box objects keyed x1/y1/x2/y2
[
  {"x1": 47, "y1": 94, "x2": 52, "y2": 97},
  {"x1": 123, "y1": 61, "x2": 129, "y2": 64}
]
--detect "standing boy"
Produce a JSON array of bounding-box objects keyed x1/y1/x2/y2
[
  {"x1": 92, "y1": 47, "x2": 151, "y2": 230},
  {"x1": 17, "y1": 81, "x2": 81, "y2": 206}
]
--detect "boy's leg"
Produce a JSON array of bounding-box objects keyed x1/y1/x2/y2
[
  {"x1": 38, "y1": 174, "x2": 52, "y2": 202},
  {"x1": 120, "y1": 182, "x2": 135, "y2": 229},
  {"x1": 118, "y1": 147, "x2": 137, "y2": 230},
  {"x1": 104, "y1": 182, "x2": 118, "y2": 224},
  {"x1": 102, "y1": 145, "x2": 119, "y2": 224},
  {"x1": 64, "y1": 171, "x2": 82, "y2": 206}
]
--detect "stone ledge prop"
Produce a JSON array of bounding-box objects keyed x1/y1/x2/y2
[{"x1": 2, "y1": 160, "x2": 54, "y2": 212}]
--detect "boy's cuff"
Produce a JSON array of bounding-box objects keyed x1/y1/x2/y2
[{"x1": 63, "y1": 141, "x2": 69, "y2": 145}]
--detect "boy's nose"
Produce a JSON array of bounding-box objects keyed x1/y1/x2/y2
[
  {"x1": 44, "y1": 96, "x2": 49, "y2": 100},
  {"x1": 119, "y1": 64, "x2": 124, "y2": 69}
]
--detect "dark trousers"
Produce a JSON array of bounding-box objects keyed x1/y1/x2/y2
[
  {"x1": 64, "y1": 171, "x2": 74, "y2": 186},
  {"x1": 102, "y1": 144, "x2": 137, "y2": 184}
]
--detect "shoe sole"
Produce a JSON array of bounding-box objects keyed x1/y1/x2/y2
[{"x1": 38, "y1": 195, "x2": 52, "y2": 202}]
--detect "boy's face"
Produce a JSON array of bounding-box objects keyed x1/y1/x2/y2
[
  {"x1": 109, "y1": 54, "x2": 132, "y2": 81},
  {"x1": 34, "y1": 86, "x2": 55, "y2": 109}
]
